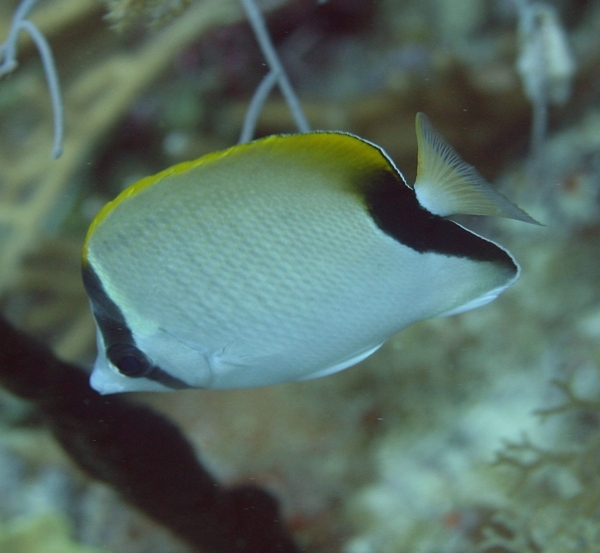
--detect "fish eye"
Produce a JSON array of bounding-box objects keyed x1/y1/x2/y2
[{"x1": 106, "y1": 343, "x2": 153, "y2": 378}]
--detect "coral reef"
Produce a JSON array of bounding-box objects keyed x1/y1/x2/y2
[{"x1": 2, "y1": 0, "x2": 600, "y2": 552}]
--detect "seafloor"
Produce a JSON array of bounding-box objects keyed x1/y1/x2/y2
[{"x1": 1, "y1": 0, "x2": 600, "y2": 552}]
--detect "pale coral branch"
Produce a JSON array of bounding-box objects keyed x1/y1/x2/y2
[
  {"x1": 0, "y1": 0, "x2": 64, "y2": 158},
  {"x1": 238, "y1": 68, "x2": 278, "y2": 143},
  {"x1": 239, "y1": 0, "x2": 310, "y2": 137}
]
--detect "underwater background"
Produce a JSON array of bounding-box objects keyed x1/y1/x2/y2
[{"x1": 0, "y1": 0, "x2": 599, "y2": 551}]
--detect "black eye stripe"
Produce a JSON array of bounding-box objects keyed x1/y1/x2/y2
[
  {"x1": 107, "y1": 343, "x2": 153, "y2": 378},
  {"x1": 82, "y1": 266, "x2": 135, "y2": 348},
  {"x1": 82, "y1": 265, "x2": 191, "y2": 390}
]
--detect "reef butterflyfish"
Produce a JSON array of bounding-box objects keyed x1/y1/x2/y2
[{"x1": 82, "y1": 113, "x2": 536, "y2": 394}]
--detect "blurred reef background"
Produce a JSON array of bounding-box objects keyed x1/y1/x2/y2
[{"x1": 2, "y1": 0, "x2": 600, "y2": 551}]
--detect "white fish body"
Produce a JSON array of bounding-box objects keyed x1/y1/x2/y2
[{"x1": 82, "y1": 113, "x2": 534, "y2": 394}]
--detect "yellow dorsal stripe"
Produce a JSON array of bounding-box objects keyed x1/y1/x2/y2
[
  {"x1": 82, "y1": 131, "x2": 402, "y2": 263},
  {"x1": 82, "y1": 144, "x2": 250, "y2": 260}
]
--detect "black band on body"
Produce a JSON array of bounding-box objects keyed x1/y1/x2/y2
[{"x1": 361, "y1": 169, "x2": 515, "y2": 268}]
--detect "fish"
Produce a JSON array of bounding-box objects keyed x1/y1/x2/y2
[{"x1": 82, "y1": 112, "x2": 536, "y2": 394}]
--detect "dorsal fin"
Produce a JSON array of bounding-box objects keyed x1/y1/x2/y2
[{"x1": 413, "y1": 112, "x2": 539, "y2": 224}]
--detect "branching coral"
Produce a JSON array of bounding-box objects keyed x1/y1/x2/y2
[
  {"x1": 0, "y1": 0, "x2": 63, "y2": 159},
  {"x1": 479, "y1": 377, "x2": 600, "y2": 553},
  {"x1": 237, "y1": 0, "x2": 310, "y2": 142}
]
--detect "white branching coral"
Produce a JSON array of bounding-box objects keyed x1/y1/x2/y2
[
  {"x1": 0, "y1": 0, "x2": 63, "y2": 158},
  {"x1": 237, "y1": 0, "x2": 310, "y2": 143},
  {"x1": 1, "y1": 0, "x2": 307, "y2": 157}
]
